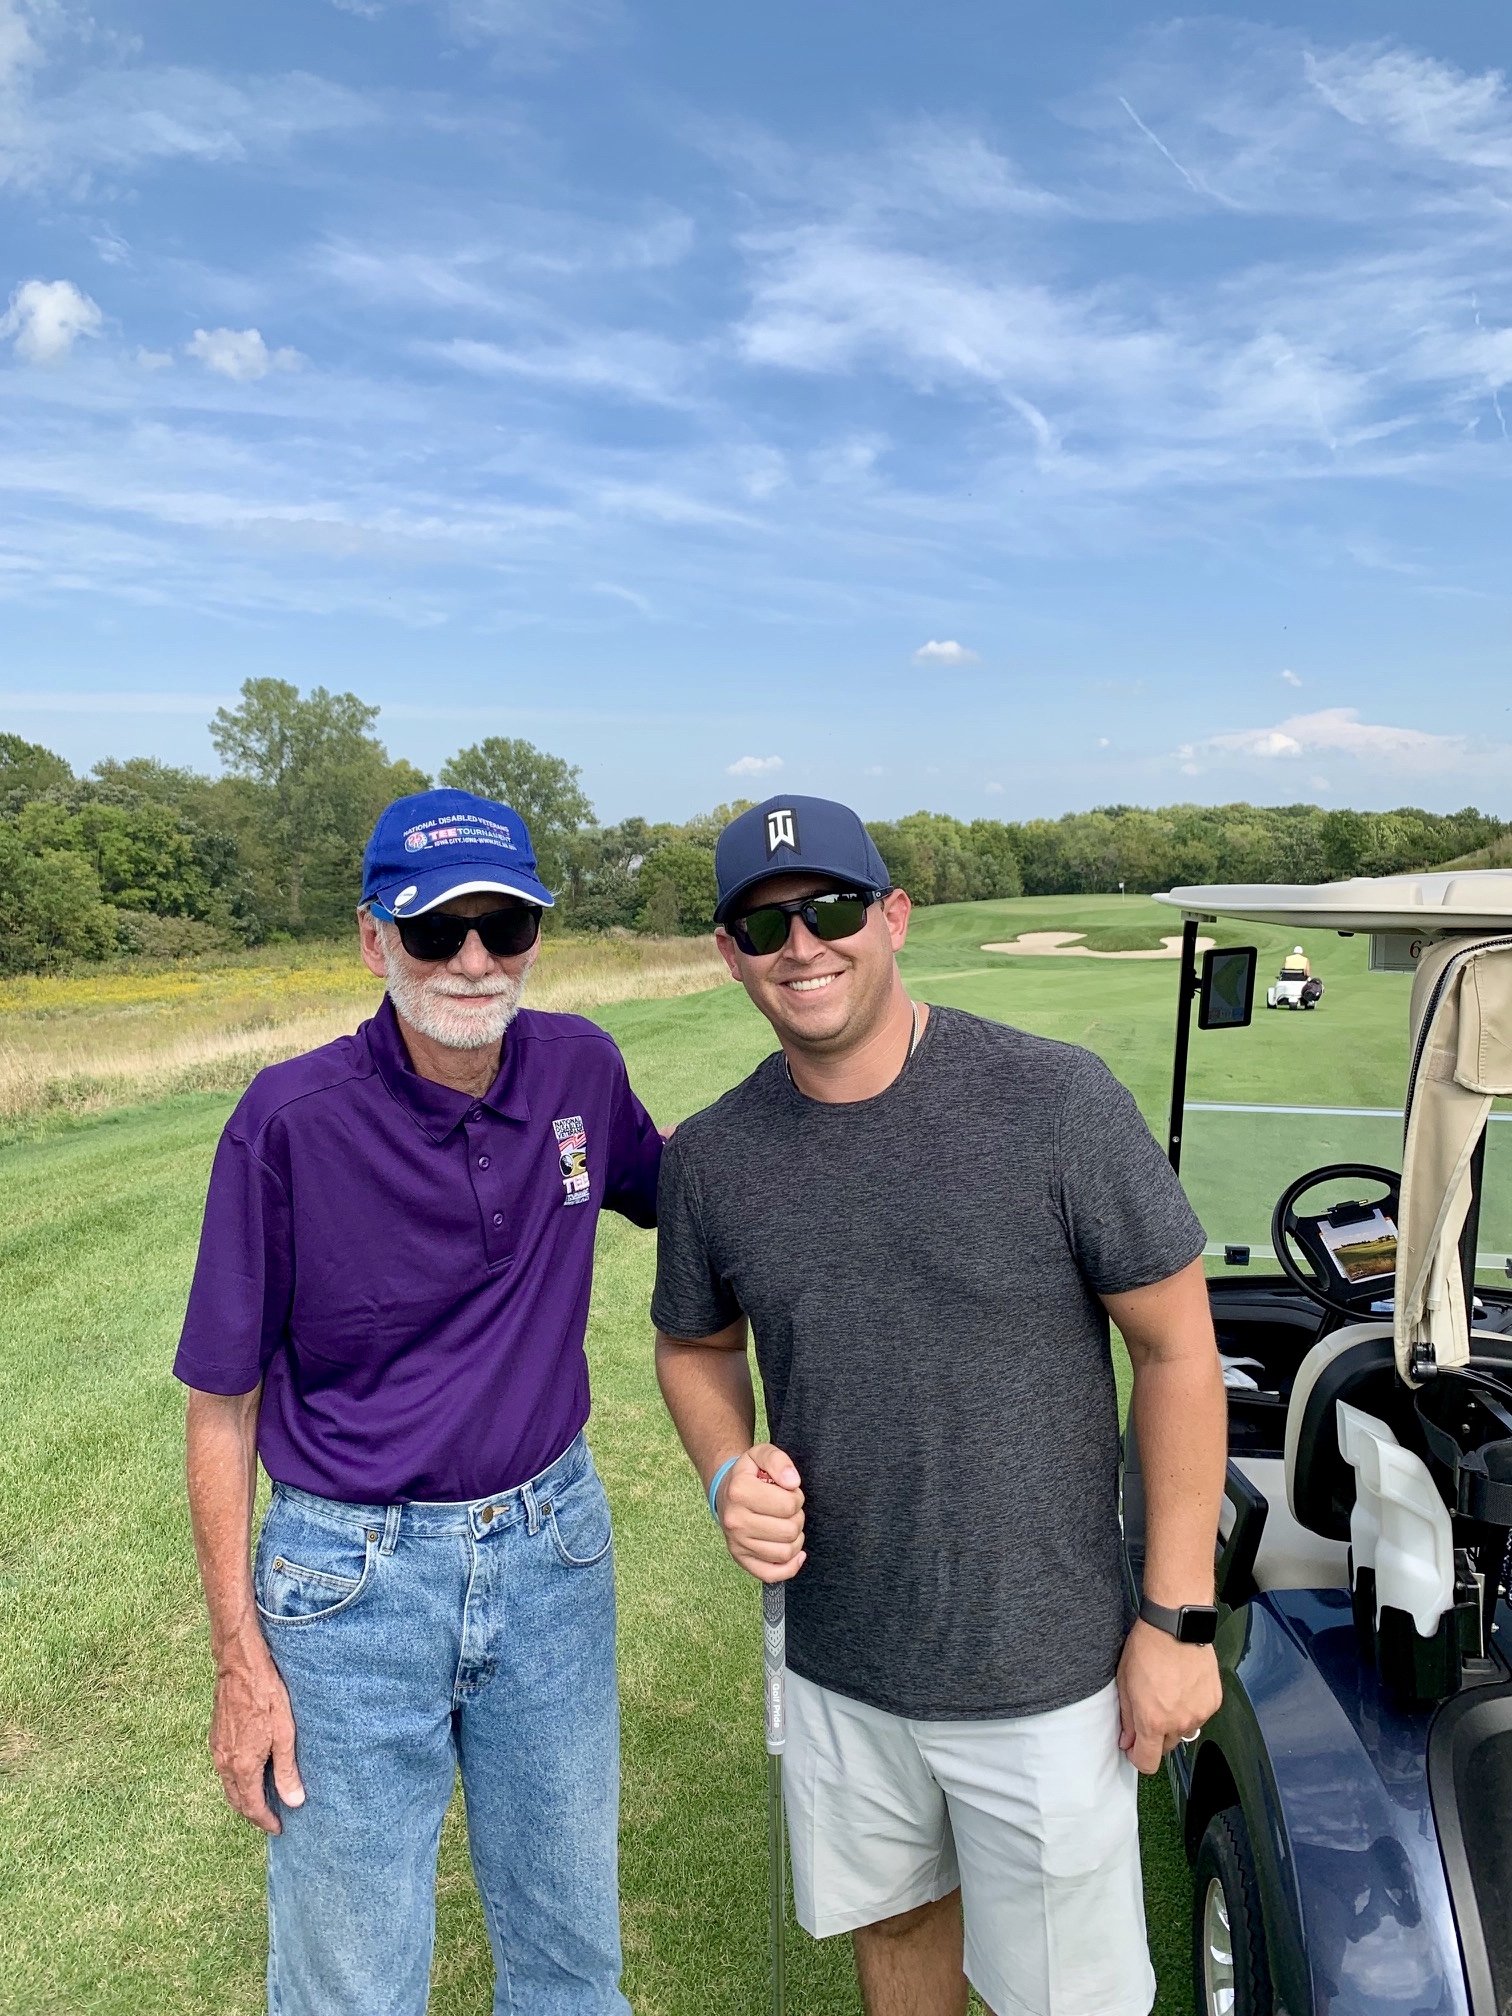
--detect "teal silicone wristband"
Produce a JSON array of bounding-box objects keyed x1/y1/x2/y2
[{"x1": 707, "y1": 1455, "x2": 741, "y2": 1523}]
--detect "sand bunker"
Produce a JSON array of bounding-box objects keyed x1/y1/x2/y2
[{"x1": 981, "y1": 930, "x2": 1216, "y2": 962}]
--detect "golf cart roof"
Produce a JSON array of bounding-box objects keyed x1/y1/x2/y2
[{"x1": 1153, "y1": 869, "x2": 1512, "y2": 934}]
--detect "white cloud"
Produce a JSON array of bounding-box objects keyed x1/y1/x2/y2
[
  {"x1": 984, "y1": 780, "x2": 1004, "y2": 794},
  {"x1": 731, "y1": 32, "x2": 1512, "y2": 499},
  {"x1": 135, "y1": 347, "x2": 174, "y2": 371},
  {"x1": 1181, "y1": 706, "x2": 1467, "y2": 772},
  {"x1": 1305, "y1": 44, "x2": 1512, "y2": 175},
  {"x1": 1280, "y1": 667, "x2": 1302, "y2": 687},
  {"x1": 186, "y1": 327, "x2": 302, "y2": 381},
  {"x1": 0, "y1": 0, "x2": 38, "y2": 91},
  {"x1": 1, "y1": 61, "x2": 378, "y2": 191},
  {"x1": 1097, "y1": 736, "x2": 1111, "y2": 747},
  {"x1": 1068, "y1": 25, "x2": 1512, "y2": 222},
  {"x1": 913, "y1": 639, "x2": 978, "y2": 664},
  {"x1": 432, "y1": 333, "x2": 686, "y2": 406},
  {"x1": 0, "y1": 278, "x2": 102, "y2": 364},
  {"x1": 727, "y1": 754, "x2": 783, "y2": 776}
]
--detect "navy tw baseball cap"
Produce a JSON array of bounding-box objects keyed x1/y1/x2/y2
[
  {"x1": 362, "y1": 789, "x2": 555, "y2": 918},
  {"x1": 714, "y1": 794, "x2": 891, "y2": 924}
]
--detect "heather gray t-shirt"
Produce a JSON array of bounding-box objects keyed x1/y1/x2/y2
[{"x1": 652, "y1": 1005, "x2": 1205, "y2": 1721}]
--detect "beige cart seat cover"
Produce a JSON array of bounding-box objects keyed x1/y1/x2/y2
[{"x1": 1395, "y1": 935, "x2": 1512, "y2": 1382}]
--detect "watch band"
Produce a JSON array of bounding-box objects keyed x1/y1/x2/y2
[{"x1": 1139, "y1": 1596, "x2": 1219, "y2": 1645}]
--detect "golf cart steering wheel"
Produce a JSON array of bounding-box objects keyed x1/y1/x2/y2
[{"x1": 1270, "y1": 1164, "x2": 1403, "y2": 1325}]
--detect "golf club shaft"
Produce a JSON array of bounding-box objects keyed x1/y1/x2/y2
[{"x1": 763, "y1": 1581, "x2": 787, "y2": 2016}]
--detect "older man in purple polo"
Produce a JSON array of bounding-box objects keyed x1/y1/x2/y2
[{"x1": 175, "y1": 788, "x2": 661, "y2": 2016}]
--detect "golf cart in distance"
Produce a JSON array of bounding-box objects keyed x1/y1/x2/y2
[
  {"x1": 1267, "y1": 947, "x2": 1325, "y2": 1012},
  {"x1": 1120, "y1": 870, "x2": 1512, "y2": 2016}
]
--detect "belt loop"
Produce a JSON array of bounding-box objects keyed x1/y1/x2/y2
[
  {"x1": 522, "y1": 1479, "x2": 540, "y2": 1536},
  {"x1": 381, "y1": 1504, "x2": 402, "y2": 1556}
]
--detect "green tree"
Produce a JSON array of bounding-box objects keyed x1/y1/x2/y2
[
  {"x1": 14, "y1": 798, "x2": 217, "y2": 919},
  {"x1": 210, "y1": 679, "x2": 427, "y2": 936},
  {"x1": 0, "y1": 733, "x2": 72, "y2": 805},
  {"x1": 1320, "y1": 808, "x2": 1369, "y2": 878},
  {"x1": 556, "y1": 819, "x2": 651, "y2": 931},
  {"x1": 439, "y1": 738, "x2": 594, "y2": 897},
  {"x1": 868, "y1": 812, "x2": 1021, "y2": 905},
  {"x1": 88, "y1": 759, "x2": 265, "y2": 940},
  {"x1": 0, "y1": 828, "x2": 117, "y2": 973},
  {"x1": 637, "y1": 842, "x2": 719, "y2": 933}
]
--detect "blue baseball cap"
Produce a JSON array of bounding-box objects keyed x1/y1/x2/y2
[
  {"x1": 362, "y1": 789, "x2": 555, "y2": 918},
  {"x1": 714, "y1": 794, "x2": 891, "y2": 924}
]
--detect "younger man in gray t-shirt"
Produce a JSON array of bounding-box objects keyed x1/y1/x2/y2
[{"x1": 653, "y1": 795, "x2": 1226, "y2": 2016}]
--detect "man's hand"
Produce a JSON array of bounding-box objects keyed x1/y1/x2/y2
[
  {"x1": 209, "y1": 1637, "x2": 305, "y2": 1834},
  {"x1": 1116, "y1": 1619, "x2": 1222, "y2": 1775},
  {"x1": 716, "y1": 1443, "x2": 805, "y2": 1583}
]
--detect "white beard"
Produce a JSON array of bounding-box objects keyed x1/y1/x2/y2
[{"x1": 377, "y1": 925, "x2": 527, "y2": 1051}]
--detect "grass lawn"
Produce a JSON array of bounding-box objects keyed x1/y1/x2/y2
[{"x1": 0, "y1": 894, "x2": 1426, "y2": 2013}]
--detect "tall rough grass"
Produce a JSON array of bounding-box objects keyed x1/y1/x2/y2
[{"x1": 0, "y1": 934, "x2": 729, "y2": 1141}]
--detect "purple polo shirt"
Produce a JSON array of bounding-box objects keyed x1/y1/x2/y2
[{"x1": 174, "y1": 996, "x2": 661, "y2": 1503}]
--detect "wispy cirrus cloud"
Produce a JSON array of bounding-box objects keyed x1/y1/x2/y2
[
  {"x1": 2, "y1": 9, "x2": 1510, "y2": 813},
  {"x1": 0, "y1": 59, "x2": 377, "y2": 190},
  {"x1": 733, "y1": 28, "x2": 1512, "y2": 492}
]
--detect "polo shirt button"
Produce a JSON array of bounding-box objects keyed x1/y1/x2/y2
[
  {"x1": 470, "y1": 1108, "x2": 483, "y2": 1122},
  {"x1": 493, "y1": 1212, "x2": 504, "y2": 1227},
  {"x1": 478, "y1": 1155, "x2": 490, "y2": 1170}
]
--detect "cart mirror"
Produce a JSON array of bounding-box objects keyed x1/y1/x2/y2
[{"x1": 1198, "y1": 946, "x2": 1256, "y2": 1030}]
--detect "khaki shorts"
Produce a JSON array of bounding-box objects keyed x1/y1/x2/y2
[{"x1": 784, "y1": 1672, "x2": 1155, "y2": 2016}]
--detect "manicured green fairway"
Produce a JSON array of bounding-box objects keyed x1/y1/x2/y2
[{"x1": 1, "y1": 895, "x2": 1436, "y2": 2014}]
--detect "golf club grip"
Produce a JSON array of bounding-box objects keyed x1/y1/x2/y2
[{"x1": 763, "y1": 1581, "x2": 786, "y2": 1756}]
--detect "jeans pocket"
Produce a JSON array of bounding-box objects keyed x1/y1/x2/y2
[
  {"x1": 255, "y1": 1498, "x2": 377, "y2": 1625},
  {"x1": 543, "y1": 1468, "x2": 613, "y2": 1568}
]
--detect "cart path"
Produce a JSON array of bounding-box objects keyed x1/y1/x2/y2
[{"x1": 980, "y1": 929, "x2": 1216, "y2": 961}]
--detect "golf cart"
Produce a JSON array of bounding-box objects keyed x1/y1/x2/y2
[
  {"x1": 1267, "y1": 947, "x2": 1325, "y2": 1012},
  {"x1": 1121, "y1": 870, "x2": 1512, "y2": 2016}
]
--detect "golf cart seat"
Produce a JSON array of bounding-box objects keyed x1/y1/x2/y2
[
  {"x1": 1223, "y1": 1454, "x2": 1349, "y2": 1593},
  {"x1": 1218, "y1": 1324, "x2": 1397, "y2": 1595},
  {"x1": 1222, "y1": 1323, "x2": 1512, "y2": 1596},
  {"x1": 1284, "y1": 1323, "x2": 1512, "y2": 1544}
]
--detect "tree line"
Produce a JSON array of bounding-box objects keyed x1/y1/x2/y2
[{"x1": 0, "y1": 679, "x2": 1504, "y2": 973}]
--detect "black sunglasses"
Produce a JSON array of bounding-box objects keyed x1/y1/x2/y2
[
  {"x1": 390, "y1": 904, "x2": 542, "y2": 963},
  {"x1": 726, "y1": 888, "x2": 882, "y2": 958}
]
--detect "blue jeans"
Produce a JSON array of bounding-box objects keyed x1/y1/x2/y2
[{"x1": 254, "y1": 1432, "x2": 628, "y2": 2016}]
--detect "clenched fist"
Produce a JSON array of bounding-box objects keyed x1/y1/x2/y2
[{"x1": 714, "y1": 1443, "x2": 806, "y2": 1583}]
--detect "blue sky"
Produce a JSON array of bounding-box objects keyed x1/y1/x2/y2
[{"x1": 1, "y1": 0, "x2": 1509, "y2": 823}]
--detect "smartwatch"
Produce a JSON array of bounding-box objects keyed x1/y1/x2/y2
[{"x1": 1139, "y1": 1596, "x2": 1219, "y2": 1645}]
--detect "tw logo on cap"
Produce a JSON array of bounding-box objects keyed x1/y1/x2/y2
[{"x1": 765, "y1": 807, "x2": 799, "y2": 856}]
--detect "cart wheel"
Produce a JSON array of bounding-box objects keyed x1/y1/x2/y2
[{"x1": 1193, "y1": 1806, "x2": 1272, "y2": 2016}]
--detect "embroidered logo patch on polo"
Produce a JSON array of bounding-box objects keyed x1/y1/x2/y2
[{"x1": 553, "y1": 1115, "x2": 591, "y2": 1206}]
